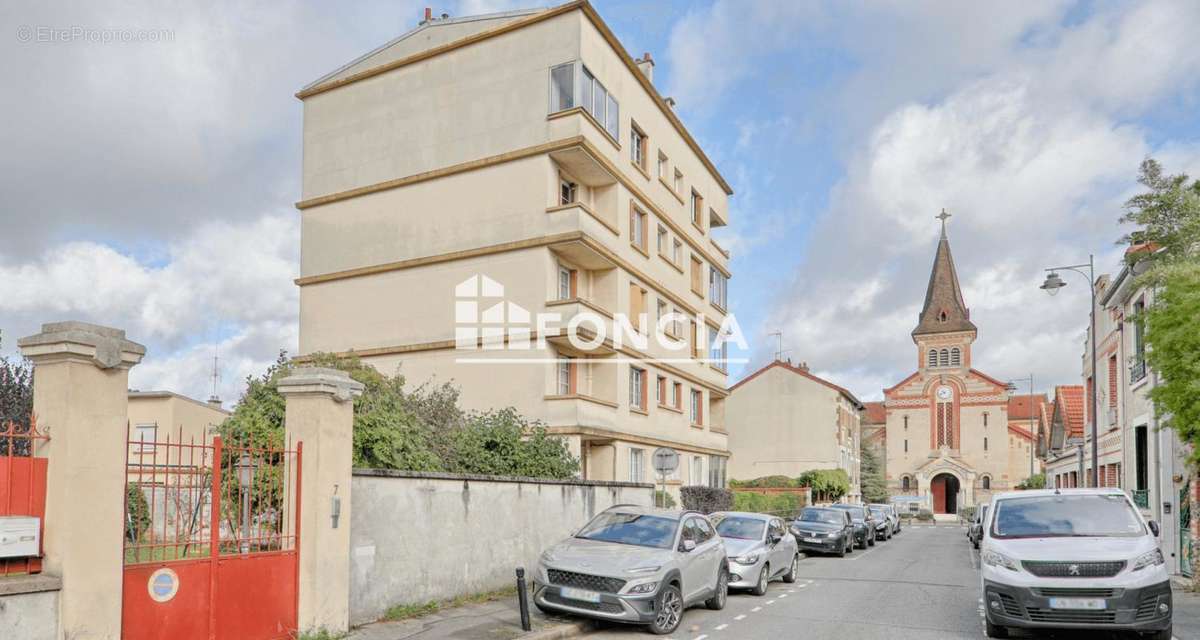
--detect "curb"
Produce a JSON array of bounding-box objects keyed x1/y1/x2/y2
[{"x1": 519, "y1": 621, "x2": 590, "y2": 640}]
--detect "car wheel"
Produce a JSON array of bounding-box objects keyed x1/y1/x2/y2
[
  {"x1": 972, "y1": 538, "x2": 979, "y2": 550},
  {"x1": 867, "y1": 533, "x2": 875, "y2": 547},
  {"x1": 782, "y1": 554, "x2": 799, "y2": 583},
  {"x1": 751, "y1": 564, "x2": 769, "y2": 596},
  {"x1": 836, "y1": 541, "x2": 847, "y2": 558},
  {"x1": 648, "y1": 584, "x2": 683, "y2": 635},
  {"x1": 984, "y1": 620, "x2": 1009, "y2": 638},
  {"x1": 845, "y1": 538, "x2": 854, "y2": 554},
  {"x1": 705, "y1": 567, "x2": 728, "y2": 610}
]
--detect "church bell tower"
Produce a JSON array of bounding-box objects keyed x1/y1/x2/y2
[{"x1": 913, "y1": 210, "x2": 976, "y2": 373}]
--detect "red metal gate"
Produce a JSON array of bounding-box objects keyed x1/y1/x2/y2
[
  {"x1": 1, "y1": 417, "x2": 48, "y2": 576},
  {"x1": 122, "y1": 431, "x2": 301, "y2": 640}
]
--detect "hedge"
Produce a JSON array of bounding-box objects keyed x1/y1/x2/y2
[
  {"x1": 732, "y1": 491, "x2": 804, "y2": 519},
  {"x1": 680, "y1": 485, "x2": 733, "y2": 514}
]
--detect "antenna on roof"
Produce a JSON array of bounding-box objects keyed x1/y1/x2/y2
[
  {"x1": 207, "y1": 326, "x2": 222, "y2": 409},
  {"x1": 768, "y1": 331, "x2": 784, "y2": 362}
]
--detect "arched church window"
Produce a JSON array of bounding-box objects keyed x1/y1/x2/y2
[
  {"x1": 951, "y1": 347, "x2": 961, "y2": 366},
  {"x1": 938, "y1": 310, "x2": 948, "y2": 322},
  {"x1": 928, "y1": 349, "x2": 937, "y2": 367},
  {"x1": 939, "y1": 349, "x2": 949, "y2": 367},
  {"x1": 981, "y1": 475, "x2": 991, "y2": 490},
  {"x1": 901, "y1": 476, "x2": 911, "y2": 491}
]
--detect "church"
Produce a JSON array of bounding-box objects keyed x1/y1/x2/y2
[{"x1": 882, "y1": 215, "x2": 1032, "y2": 514}]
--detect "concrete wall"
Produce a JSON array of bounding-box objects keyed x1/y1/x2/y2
[
  {"x1": 347, "y1": 469, "x2": 653, "y2": 626},
  {"x1": 0, "y1": 573, "x2": 60, "y2": 640}
]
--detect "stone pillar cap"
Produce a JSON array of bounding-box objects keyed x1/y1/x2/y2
[
  {"x1": 277, "y1": 367, "x2": 364, "y2": 403},
  {"x1": 17, "y1": 321, "x2": 146, "y2": 369}
]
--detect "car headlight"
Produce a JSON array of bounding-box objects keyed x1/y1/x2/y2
[
  {"x1": 539, "y1": 550, "x2": 556, "y2": 565},
  {"x1": 627, "y1": 581, "x2": 658, "y2": 594},
  {"x1": 1132, "y1": 549, "x2": 1165, "y2": 571},
  {"x1": 981, "y1": 550, "x2": 1020, "y2": 572},
  {"x1": 732, "y1": 554, "x2": 760, "y2": 565},
  {"x1": 626, "y1": 565, "x2": 661, "y2": 574}
]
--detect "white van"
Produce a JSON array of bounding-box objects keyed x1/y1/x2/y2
[{"x1": 980, "y1": 488, "x2": 1171, "y2": 639}]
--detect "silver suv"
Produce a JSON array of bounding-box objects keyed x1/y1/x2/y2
[{"x1": 534, "y1": 505, "x2": 729, "y2": 635}]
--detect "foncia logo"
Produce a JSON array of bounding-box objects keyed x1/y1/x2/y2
[{"x1": 454, "y1": 274, "x2": 747, "y2": 364}]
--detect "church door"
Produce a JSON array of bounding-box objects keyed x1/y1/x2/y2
[{"x1": 931, "y1": 473, "x2": 960, "y2": 514}]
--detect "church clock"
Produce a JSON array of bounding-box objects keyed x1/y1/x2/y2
[{"x1": 936, "y1": 385, "x2": 953, "y2": 401}]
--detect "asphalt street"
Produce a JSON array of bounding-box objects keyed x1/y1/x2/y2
[{"x1": 579, "y1": 524, "x2": 1194, "y2": 640}]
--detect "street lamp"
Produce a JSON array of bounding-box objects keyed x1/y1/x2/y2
[
  {"x1": 1006, "y1": 374, "x2": 1036, "y2": 478},
  {"x1": 234, "y1": 452, "x2": 259, "y2": 553},
  {"x1": 1040, "y1": 255, "x2": 1099, "y2": 488}
]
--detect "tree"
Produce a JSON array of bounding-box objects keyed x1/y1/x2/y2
[
  {"x1": 1120, "y1": 158, "x2": 1200, "y2": 466},
  {"x1": 1016, "y1": 473, "x2": 1046, "y2": 490},
  {"x1": 859, "y1": 446, "x2": 889, "y2": 503},
  {"x1": 798, "y1": 469, "x2": 850, "y2": 502},
  {"x1": 0, "y1": 334, "x2": 33, "y2": 430}
]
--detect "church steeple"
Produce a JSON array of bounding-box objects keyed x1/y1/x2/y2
[{"x1": 913, "y1": 210, "x2": 976, "y2": 339}]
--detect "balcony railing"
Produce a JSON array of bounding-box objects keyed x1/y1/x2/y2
[
  {"x1": 1131, "y1": 489, "x2": 1149, "y2": 510},
  {"x1": 1130, "y1": 360, "x2": 1147, "y2": 384}
]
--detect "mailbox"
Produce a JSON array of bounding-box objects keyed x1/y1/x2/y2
[{"x1": 0, "y1": 516, "x2": 41, "y2": 558}]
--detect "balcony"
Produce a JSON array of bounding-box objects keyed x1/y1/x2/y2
[{"x1": 1130, "y1": 360, "x2": 1147, "y2": 385}]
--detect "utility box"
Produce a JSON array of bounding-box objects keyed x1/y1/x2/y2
[{"x1": 0, "y1": 516, "x2": 41, "y2": 558}]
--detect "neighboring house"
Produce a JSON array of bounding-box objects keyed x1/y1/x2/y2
[
  {"x1": 127, "y1": 390, "x2": 229, "y2": 456},
  {"x1": 293, "y1": 3, "x2": 734, "y2": 495},
  {"x1": 1102, "y1": 244, "x2": 1191, "y2": 577},
  {"x1": 861, "y1": 401, "x2": 886, "y2": 479},
  {"x1": 1006, "y1": 393, "x2": 1049, "y2": 481},
  {"x1": 726, "y1": 360, "x2": 864, "y2": 503},
  {"x1": 881, "y1": 221, "x2": 1029, "y2": 515},
  {"x1": 1044, "y1": 385, "x2": 1086, "y2": 489}
]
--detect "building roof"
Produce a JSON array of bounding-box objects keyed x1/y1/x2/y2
[
  {"x1": 128, "y1": 390, "x2": 231, "y2": 415},
  {"x1": 1007, "y1": 393, "x2": 1049, "y2": 421},
  {"x1": 1054, "y1": 385, "x2": 1086, "y2": 438},
  {"x1": 1007, "y1": 424, "x2": 1033, "y2": 441},
  {"x1": 730, "y1": 360, "x2": 864, "y2": 409},
  {"x1": 862, "y1": 401, "x2": 886, "y2": 425},
  {"x1": 296, "y1": 1, "x2": 733, "y2": 196},
  {"x1": 913, "y1": 222, "x2": 977, "y2": 338}
]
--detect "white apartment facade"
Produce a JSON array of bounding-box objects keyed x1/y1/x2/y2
[{"x1": 295, "y1": 2, "x2": 734, "y2": 494}]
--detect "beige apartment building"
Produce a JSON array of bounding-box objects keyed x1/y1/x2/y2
[
  {"x1": 294, "y1": 2, "x2": 734, "y2": 493},
  {"x1": 726, "y1": 360, "x2": 864, "y2": 502},
  {"x1": 127, "y1": 390, "x2": 229, "y2": 475}
]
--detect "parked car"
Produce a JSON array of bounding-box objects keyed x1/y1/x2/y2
[
  {"x1": 874, "y1": 503, "x2": 901, "y2": 535},
  {"x1": 867, "y1": 505, "x2": 893, "y2": 541},
  {"x1": 968, "y1": 503, "x2": 989, "y2": 549},
  {"x1": 709, "y1": 512, "x2": 799, "y2": 595},
  {"x1": 829, "y1": 503, "x2": 876, "y2": 548},
  {"x1": 790, "y1": 507, "x2": 855, "y2": 557},
  {"x1": 534, "y1": 505, "x2": 728, "y2": 635},
  {"x1": 980, "y1": 488, "x2": 1171, "y2": 639}
]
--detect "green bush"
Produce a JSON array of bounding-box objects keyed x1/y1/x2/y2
[
  {"x1": 915, "y1": 509, "x2": 934, "y2": 521},
  {"x1": 680, "y1": 486, "x2": 733, "y2": 514},
  {"x1": 733, "y1": 491, "x2": 804, "y2": 519},
  {"x1": 125, "y1": 484, "x2": 151, "y2": 541},
  {"x1": 797, "y1": 468, "x2": 851, "y2": 502},
  {"x1": 1016, "y1": 473, "x2": 1046, "y2": 490},
  {"x1": 730, "y1": 475, "x2": 799, "y2": 489},
  {"x1": 654, "y1": 490, "x2": 677, "y2": 509}
]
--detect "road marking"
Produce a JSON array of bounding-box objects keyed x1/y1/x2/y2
[
  {"x1": 778, "y1": 593, "x2": 788, "y2": 598},
  {"x1": 751, "y1": 606, "x2": 762, "y2": 612},
  {"x1": 695, "y1": 635, "x2": 708, "y2": 640},
  {"x1": 766, "y1": 599, "x2": 776, "y2": 605},
  {"x1": 847, "y1": 545, "x2": 878, "y2": 561},
  {"x1": 796, "y1": 583, "x2": 807, "y2": 588},
  {"x1": 734, "y1": 615, "x2": 746, "y2": 621},
  {"x1": 714, "y1": 624, "x2": 728, "y2": 631}
]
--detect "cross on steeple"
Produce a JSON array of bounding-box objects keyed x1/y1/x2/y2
[{"x1": 936, "y1": 208, "x2": 952, "y2": 237}]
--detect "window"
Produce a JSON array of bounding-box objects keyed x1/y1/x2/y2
[
  {"x1": 559, "y1": 178, "x2": 577, "y2": 206},
  {"x1": 629, "y1": 448, "x2": 644, "y2": 483},
  {"x1": 557, "y1": 360, "x2": 573, "y2": 395},
  {"x1": 630, "y1": 206, "x2": 647, "y2": 251},
  {"x1": 691, "y1": 455, "x2": 704, "y2": 485},
  {"x1": 690, "y1": 190, "x2": 704, "y2": 228},
  {"x1": 656, "y1": 225, "x2": 668, "y2": 254},
  {"x1": 630, "y1": 123, "x2": 647, "y2": 170},
  {"x1": 557, "y1": 266, "x2": 575, "y2": 300},
  {"x1": 708, "y1": 455, "x2": 726, "y2": 488},
  {"x1": 135, "y1": 423, "x2": 157, "y2": 453},
  {"x1": 673, "y1": 168, "x2": 683, "y2": 194},
  {"x1": 690, "y1": 389, "x2": 703, "y2": 424},
  {"x1": 690, "y1": 256, "x2": 704, "y2": 295},
  {"x1": 671, "y1": 307, "x2": 683, "y2": 339},
  {"x1": 672, "y1": 238, "x2": 682, "y2": 265},
  {"x1": 903, "y1": 415, "x2": 908, "y2": 429},
  {"x1": 938, "y1": 349, "x2": 949, "y2": 367},
  {"x1": 1108, "y1": 354, "x2": 1118, "y2": 410},
  {"x1": 980, "y1": 476, "x2": 991, "y2": 491},
  {"x1": 656, "y1": 298, "x2": 667, "y2": 327},
  {"x1": 708, "y1": 326, "x2": 727, "y2": 371},
  {"x1": 950, "y1": 347, "x2": 961, "y2": 366},
  {"x1": 709, "y1": 267, "x2": 728, "y2": 309},
  {"x1": 549, "y1": 62, "x2": 574, "y2": 112},
  {"x1": 903, "y1": 439, "x2": 908, "y2": 453},
  {"x1": 983, "y1": 412, "x2": 989, "y2": 427},
  {"x1": 673, "y1": 382, "x2": 683, "y2": 409},
  {"x1": 657, "y1": 152, "x2": 668, "y2": 179},
  {"x1": 628, "y1": 283, "x2": 646, "y2": 331},
  {"x1": 606, "y1": 94, "x2": 619, "y2": 141},
  {"x1": 927, "y1": 349, "x2": 937, "y2": 367},
  {"x1": 901, "y1": 476, "x2": 911, "y2": 491},
  {"x1": 630, "y1": 366, "x2": 646, "y2": 410},
  {"x1": 656, "y1": 375, "x2": 666, "y2": 405},
  {"x1": 984, "y1": 436, "x2": 989, "y2": 451}
]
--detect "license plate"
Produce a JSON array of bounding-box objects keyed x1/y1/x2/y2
[
  {"x1": 1048, "y1": 597, "x2": 1106, "y2": 610},
  {"x1": 560, "y1": 587, "x2": 602, "y2": 603},
  {"x1": 804, "y1": 537, "x2": 823, "y2": 543}
]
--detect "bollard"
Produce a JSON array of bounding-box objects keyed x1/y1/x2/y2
[{"x1": 516, "y1": 567, "x2": 532, "y2": 631}]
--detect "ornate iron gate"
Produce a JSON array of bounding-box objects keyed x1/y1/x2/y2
[
  {"x1": 1182, "y1": 480, "x2": 1193, "y2": 578},
  {"x1": 122, "y1": 431, "x2": 301, "y2": 640}
]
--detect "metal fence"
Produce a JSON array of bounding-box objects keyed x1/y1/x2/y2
[{"x1": 0, "y1": 417, "x2": 49, "y2": 575}]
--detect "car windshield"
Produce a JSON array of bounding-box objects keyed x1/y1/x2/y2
[
  {"x1": 832, "y1": 506, "x2": 864, "y2": 522},
  {"x1": 711, "y1": 516, "x2": 765, "y2": 540},
  {"x1": 575, "y1": 512, "x2": 678, "y2": 548},
  {"x1": 991, "y1": 494, "x2": 1145, "y2": 539},
  {"x1": 798, "y1": 509, "x2": 844, "y2": 525},
  {"x1": 869, "y1": 507, "x2": 886, "y2": 518}
]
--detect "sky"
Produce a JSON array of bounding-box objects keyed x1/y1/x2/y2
[{"x1": 2, "y1": 0, "x2": 1199, "y2": 407}]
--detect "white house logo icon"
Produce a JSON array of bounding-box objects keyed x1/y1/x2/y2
[{"x1": 455, "y1": 275, "x2": 532, "y2": 351}]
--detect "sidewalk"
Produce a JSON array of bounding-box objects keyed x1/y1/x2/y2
[
  {"x1": 345, "y1": 593, "x2": 589, "y2": 640},
  {"x1": 1174, "y1": 584, "x2": 1200, "y2": 639}
]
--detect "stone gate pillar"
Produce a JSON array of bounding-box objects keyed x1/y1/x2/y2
[
  {"x1": 18, "y1": 321, "x2": 145, "y2": 640},
  {"x1": 278, "y1": 367, "x2": 363, "y2": 634}
]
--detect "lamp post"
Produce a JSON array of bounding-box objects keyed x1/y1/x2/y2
[
  {"x1": 234, "y1": 452, "x2": 259, "y2": 554},
  {"x1": 1006, "y1": 374, "x2": 1036, "y2": 478},
  {"x1": 1040, "y1": 254, "x2": 1099, "y2": 488}
]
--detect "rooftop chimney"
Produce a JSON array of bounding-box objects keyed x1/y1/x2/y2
[
  {"x1": 635, "y1": 52, "x2": 654, "y2": 83},
  {"x1": 207, "y1": 395, "x2": 223, "y2": 410},
  {"x1": 664, "y1": 96, "x2": 676, "y2": 110},
  {"x1": 799, "y1": 361, "x2": 810, "y2": 372},
  {"x1": 420, "y1": 7, "x2": 432, "y2": 25}
]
